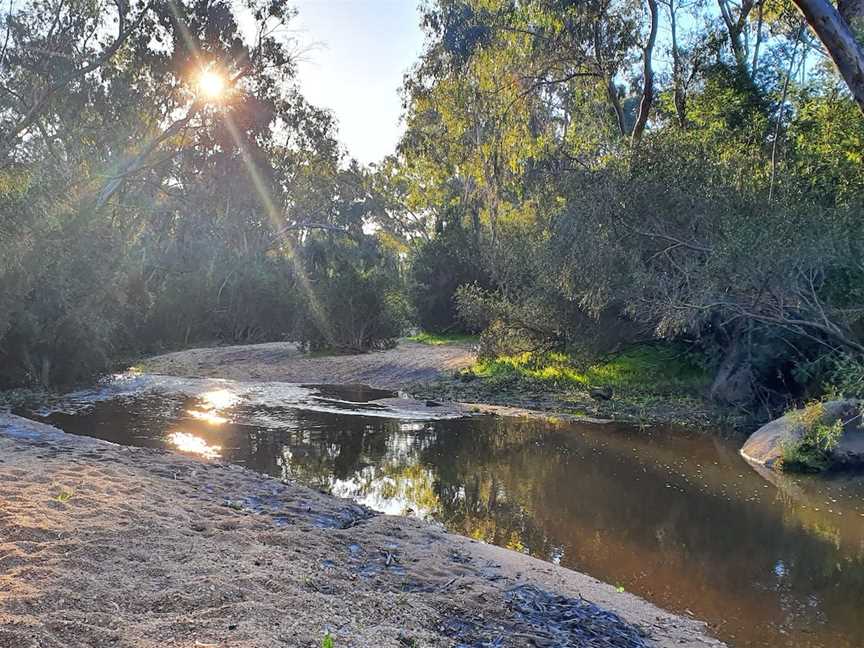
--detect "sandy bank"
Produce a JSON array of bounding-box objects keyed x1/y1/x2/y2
[
  {"x1": 139, "y1": 341, "x2": 718, "y2": 426},
  {"x1": 141, "y1": 341, "x2": 475, "y2": 391},
  {"x1": 0, "y1": 414, "x2": 722, "y2": 647}
]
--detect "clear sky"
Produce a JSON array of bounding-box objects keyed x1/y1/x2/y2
[{"x1": 290, "y1": 1, "x2": 426, "y2": 166}]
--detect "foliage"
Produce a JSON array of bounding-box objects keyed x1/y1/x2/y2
[
  {"x1": 409, "y1": 221, "x2": 489, "y2": 333},
  {"x1": 468, "y1": 344, "x2": 710, "y2": 397},
  {"x1": 825, "y1": 357, "x2": 864, "y2": 399},
  {"x1": 388, "y1": 0, "x2": 864, "y2": 416},
  {"x1": 408, "y1": 331, "x2": 478, "y2": 346},
  {"x1": 782, "y1": 402, "x2": 846, "y2": 472},
  {"x1": 0, "y1": 0, "x2": 409, "y2": 388},
  {"x1": 293, "y1": 234, "x2": 410, "y2": 352},
  {"x1": 1, "y1": 0, "x2": 863, "y2": 428}
]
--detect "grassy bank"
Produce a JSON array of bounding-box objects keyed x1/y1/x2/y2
[
  {"x1": 470, "y1": 345, "x2": 709, "y2": 396},
  {"x1": 407, "y1": 331, "x2": 479, "y2": 346},
  {"x1": 410, "y1": 338, "x2": 733, "y2": 429}
]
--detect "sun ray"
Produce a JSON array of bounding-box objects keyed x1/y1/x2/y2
[{"x1": 166, "y1": 1, "x2": 336, "y2": 346}]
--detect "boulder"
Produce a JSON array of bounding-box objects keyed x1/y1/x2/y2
[{"x1": 740, "y1": 399, "x2": 864, "y2": 471}]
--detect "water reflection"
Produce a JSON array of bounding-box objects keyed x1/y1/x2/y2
[
  {"x1": 167, "y1": 431, "x2": 222, "y2": 458},
  {"x1": 200, "y1": 388, "x2": 239, "y2": 411},
  {"x1": 186, "y1": 409, "x2": 229, "y2": 425},
  {"x1": 35, "y1": 393, "x2": 864, "y2": 648}
]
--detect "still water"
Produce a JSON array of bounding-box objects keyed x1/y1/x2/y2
[{"x1": 26, "y1": 375, "x2": 864, "y2": 648}]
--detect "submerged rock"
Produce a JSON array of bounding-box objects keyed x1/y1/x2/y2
[{"x1": 741, "y1": 399, "x2": 864, "y2": 471}]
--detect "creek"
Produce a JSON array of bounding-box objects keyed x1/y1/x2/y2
[{"x1": 21, "y1": 373, "x2": 864, "y2": 648}]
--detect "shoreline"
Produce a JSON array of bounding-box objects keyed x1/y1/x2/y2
[
  {"x1": 138, "y1": 340, "x2": 734, "y2": 431},
  {"x1": 0, "y1": 413, "x2": 723, "y2": 647}
]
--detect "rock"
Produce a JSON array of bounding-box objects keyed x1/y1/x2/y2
[
  {"x1": 740, "y1": 399, "x2": 864, "y2": 471},
  {"x1": 589, "y1": 385, "x2": 613, "y2": 401},
  {"x1": 709, "y1": 341, "x2": 756, "y2": 405}
]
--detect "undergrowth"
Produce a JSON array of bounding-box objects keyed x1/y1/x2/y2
[
  {"x1": 781, "y1": 402, "x2": 846, "y2": 472},
  {"x1": 467, "y1": 344, "x2": 710, "y2": 397},
  {"x1": 408, "y1": 331, "x2": 479, "y2": 346}
]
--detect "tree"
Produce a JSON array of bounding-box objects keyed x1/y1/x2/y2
[
  {"x1": 0, "y1": 0, "x2": 408, "y2": 387},
  {"x1": 792, "y1": 0, "x2": 864, "y2": 112}
]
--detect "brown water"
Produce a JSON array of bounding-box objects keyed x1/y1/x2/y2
[{"x1": 28, "y1": 378, "x2": 864, "y2": 648}]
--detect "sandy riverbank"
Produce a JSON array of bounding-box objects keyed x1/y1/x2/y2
[
  {"x1": 140, "y1": 341, "x2": 476, "y2": 391},
  {"x1": 0, "y1": 414, "x2": 723, "y2": 647},
  {"x1": 139, "y1": 340, "x2": 609, "y2": 423},
  {"x1": 139, "y1": 340, "x2": 720, "y2": 427}
]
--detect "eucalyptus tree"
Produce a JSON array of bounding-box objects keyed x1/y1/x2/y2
[{"x1": 792, "y1": 0, "x2": 864, "y2": 111}]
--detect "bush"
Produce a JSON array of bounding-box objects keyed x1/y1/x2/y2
[
  {"x1": 0, "y1": 186, "x2": 131, "y2": 387},
  {"x1": 410, "y1": 223, "x2": 489, "y2": 333},
  {"x1": 825, "y1": 356, "x2": 864, "y2": 399},
  {"x1": 781, "y1": 402, "x2": 847, "y2": 472},
  {"x1": 293, "y1": 235, "x2": 410, "y2": 351}
]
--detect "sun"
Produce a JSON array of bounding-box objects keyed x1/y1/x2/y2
[{"x1": 197, "y1": 69, "x2": 226, "y2": 101}]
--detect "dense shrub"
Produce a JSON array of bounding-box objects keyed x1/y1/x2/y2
[
  {"x1": 293, "y1": 235, "x2": 411, "y2": 351},
  {"x1": 410, "y1": 222, "x2": 489, "y2": 333}
]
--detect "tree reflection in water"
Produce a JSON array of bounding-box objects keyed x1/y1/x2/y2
[{"x1": 42, "y1": 397, "x2": 864, "y2": 648}]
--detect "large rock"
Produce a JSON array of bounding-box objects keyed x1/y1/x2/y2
[{"x1": 740, "y1": 399, "x2": 864, "y2": 470}]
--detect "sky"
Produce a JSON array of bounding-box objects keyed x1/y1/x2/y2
[{"x1": 289, "y1": 1, "x2": 426, "y2": 166}]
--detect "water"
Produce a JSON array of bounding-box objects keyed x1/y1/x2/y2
[{"x1": 24, "y1": 375, "x2": 864, "y2": 648}]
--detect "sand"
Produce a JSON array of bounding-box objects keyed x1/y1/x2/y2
[
  {"x1": 0, "y1": 414, "x2": 724, "y2": 647},
  {"x1": 139, "y1": 341, "x2": 617, "y2": 424},
  {"x1": 140, "y1": 341, "x2": 475, "y2": 391}
]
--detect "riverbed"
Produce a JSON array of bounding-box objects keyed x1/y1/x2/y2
[{"x1": 19, "y1": 373, "x2": 864, "y2": 648}]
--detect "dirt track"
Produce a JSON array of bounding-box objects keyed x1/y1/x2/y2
[{"x1": 141, "y1": 341, "x2": 475, "y2": 390}]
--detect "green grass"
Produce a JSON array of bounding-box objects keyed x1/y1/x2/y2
[
  {"x1": 408, "y1": 331, "x2": 478, "y2": 346},
  {"x1": 468, "y1": 344, "x2": 710, "y2": 396}
]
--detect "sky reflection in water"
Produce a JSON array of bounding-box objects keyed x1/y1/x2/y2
[{"x1": 32, "y1": 383, "x2": 864, "y2": 648}]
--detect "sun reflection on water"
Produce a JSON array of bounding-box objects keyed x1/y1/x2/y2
[
  {"x1": 167, "y1": 432, "x2": 222, "y2": 459},
  {"x1": 186, "y1": 409, "x2": 229, "y2": 425},
  {"x1": 183, "y1": 388, "x2": 238, "y2": 425},
  {"x1": 201, "y1": 389, "x2": 239, "y2": 410}
]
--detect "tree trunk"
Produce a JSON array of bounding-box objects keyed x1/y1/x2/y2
[
  {"x1": 632, "y1": 0, "x2": 659, "y2": 144},
  {"x1": 752, "y1": 0, "x2": 766, "y2": 79},
  {"x1": 718, "y1": 0, "x2": 755, "y2": 72},
  {"x1": 606, "y1": 76, "x2": 627, "y2": 136},
  {"x1": 839, "y1": 0, "x2": 864, "y2": 33},
  {"x1": 793, "y1": 0, "x2": 864, "y2": 113},
  {"x1": 593, "y1": 24, "x2": 627, "y2": 136},
  {"x1": 710, "y1": 338, "x2": 756, "y2": 406},
  {"x1": 668, "y1": 0, "x2": 688, "y2": 127}
]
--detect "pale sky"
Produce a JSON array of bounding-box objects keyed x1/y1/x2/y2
[{"x1": 290, "y1": 1, "x2": 426, "y2": 166}]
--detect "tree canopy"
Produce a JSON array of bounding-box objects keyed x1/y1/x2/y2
[{"x1": 0, "y1": 0, "x2": 862, "y2": 415}]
